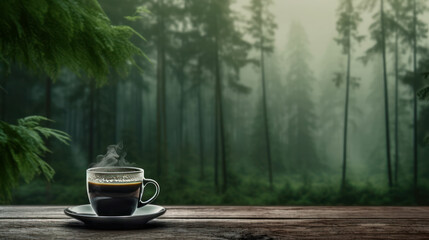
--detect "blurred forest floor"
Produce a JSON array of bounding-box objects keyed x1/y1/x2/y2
[{"x1": 12, "y1": 167, "x2": 429, "y2": 206}]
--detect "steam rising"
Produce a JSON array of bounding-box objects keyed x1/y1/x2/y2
[{"x1": 93, "y1": 143, "x2": 132, "y2": 167}]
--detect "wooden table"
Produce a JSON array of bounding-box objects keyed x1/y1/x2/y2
[{"x1": 1, "y1": 206, "x2": 429, "y2": 239}]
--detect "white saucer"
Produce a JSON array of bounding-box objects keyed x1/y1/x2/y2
[{"x1": 64, "y1": 204, "x2": 166, "y2": 228}]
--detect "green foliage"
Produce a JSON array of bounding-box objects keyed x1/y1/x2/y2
[
  {"x1": 0, "y1": 116, "x2": 70, "y2": 203},
  {"x1": 402, "y1": 56, "x2": 429, "y2": 146},
  {"x1": 245, "y1": 0, "x2": 277, "y2": 56},
  {"x1": 418, "y1": 85, "x2": 429, "y2": 101},
  {"x1": 335, "y1": 0, "x2": 364, "y2": 55},
  {"x1": 5, "y1": 0, "x2": 429, "y2": 207},
  {"x1": 185, "y1": 0, "x2": 251, "y2": 84},
  {"x1": 334, "y1": 0, "x2": 362, "y2": 95},
  {"x1": 0, "y1": 0, "x2": 147, "y2": 203},
  {"x1": 360, "y1": 0, "x2": 427, "y2": 62},
  {"x1": 125, "y1": 6, "x2": 150, "y2": 22},
  {"x1": 284, "y1": 22, "x2": 319, "y2": 171},
  {"x1": 415, "y1": 71, "x2": 429, "y2": 145},
  {"x1": 417, "y1": 70, "x2": 429, "y2": 101},
  {"x1": 0, "y1": 0, "x2": 146, "y2": 85}
]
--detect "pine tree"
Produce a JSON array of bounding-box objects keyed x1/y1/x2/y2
[
  {"x1": 135, "y1": 0, "x2": 180, "y2": 178},
  {"x1": 284, "y1": 22, "x2": 318, "y2": 175},
  {"x1": 399, "y1": 0, "x2": 428, "y2": 197},
  {"x1": 245, "y1": 0, "x2": 277, "y2": 189},
  {"x1": 411, "y1": 0, "x2": 418, "y2": 196},
  {"x1": 361, "y1": 0, "x2": 395, "y2": 187},
  {"x1": 386, "y1": 0, "x2": 412, "y2": 185},
  {"x1": 335, "y1": 0, "x2": 363, "y2": 190},
  {"x1": 99, "y1": 0, "x2": 151, "y2": 158},
  {"x1": 362, "y1": 0, "x2": 427, "y2": 189},
  {"x1": 193, "y1": 61, "x2": 207, "y2": 180},
  {"x1": 169, "y1": 1, "x2": 201, "y2": 173},
  {"x1": 409, "y1": 0, "x2": 428, "y2": 198},
  {"x1": 186, "y1": 0, "x2": 250, "y2": 191},
  {"x1": 186, "y1": 0, "x2": 223, "y2": 189},
  {"x1": 380, "y1": 0, "x2": 393, "y2": 188}
]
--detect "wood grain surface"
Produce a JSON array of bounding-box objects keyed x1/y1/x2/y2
[{"x1": 1, "y1": 206, "x2": 428, "y2": 239}]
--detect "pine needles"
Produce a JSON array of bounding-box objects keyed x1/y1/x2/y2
[
  {"x1": 417, "y1": 86, "x2": 429, "y2": 101},
  {"x1": 0, "y1": 116, "x2": 70, "y2": 203},
  {"x1": 0, "y1": 0, "x2": 146, "y2": 85}
]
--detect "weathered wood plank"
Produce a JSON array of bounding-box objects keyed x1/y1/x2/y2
[
  {"x1": 1, "y1": 218, "x2": 429, "y2": 239},
  {"x1": 1, "y1": 206, "x2": 429, "y2": 219}
]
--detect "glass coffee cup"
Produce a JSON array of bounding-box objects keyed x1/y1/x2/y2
[{"x1": 87, "y1": 167, "x2": 160, "y2": 216}]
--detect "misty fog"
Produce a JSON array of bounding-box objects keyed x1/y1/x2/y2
[{"x1": 3, "y1": 0, "x2": 429, "y2": 205}]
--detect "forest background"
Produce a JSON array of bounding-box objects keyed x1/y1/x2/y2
[{"x1": 2, "y1": 0, "x2": 429, "y2": 205}]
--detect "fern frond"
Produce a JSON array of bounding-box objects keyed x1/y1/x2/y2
[{"x1": 0, "y1": 116, "x2": 70, "y2": 203}]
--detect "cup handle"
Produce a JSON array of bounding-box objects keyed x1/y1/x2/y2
[{"x1": 138, "y1": 178, "x2": 160, "y2": 208}]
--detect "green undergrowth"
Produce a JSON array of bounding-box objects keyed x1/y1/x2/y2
[{"x1": 11, "y1": 171, "x2": 429, "y2": 206}]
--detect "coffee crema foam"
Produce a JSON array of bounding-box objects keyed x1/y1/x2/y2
[{"x1": 87, "y1": 173, "x2": 143, "y2": 184}]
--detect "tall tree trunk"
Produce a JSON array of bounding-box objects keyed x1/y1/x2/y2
[
  {"x1": 45, "y1": 77, "x2": 52, "y2": 120},
  {"x1": 161, "y1": 56, "x2": 168, "y2": 176},
  {"x1": 260, "y1": 35, "x2": 273, "y2": 189},
  {"x1": 213, "y1": 18, "x2": 227, "y2": 193},
  {"x1": 412, "y1": 0, "x2": 418, "y2": 199},
  {"x1": 112, "y1": 83, "x2": 118, "y2": 143},
  {"x1": 88, "y1": 79, "x2": 95, "y2": 166},
  {"x1": 115, "y1": 83, "x2": 122, "y2": 142},
  {"x1": 178, "y1": 69, "x2": 185, "y2": 172},
  {"x1": 95, "y1": 86, "x2": 101, "y2": 156},
  {"x1": 394, "y1": 17, "x2": 399, "y2": 186},
  {"x1": 156, "y1": 43, "x2": 164, "y2": 178},
  {"x1": 0, "y1": 78, "x2": 5, "y2": 121},
  {"x1": 341, "y1": 35, "x2": 351, "y2": 191},
  {"x1": 45, "y1": 77, "x2": 52, "y2": 156},
  {"x1": 135, "y1": 83, "x2": 143, "y2": 155},
  {"x1": 143, "y1": 91, "x2": 152, "y2": 156},
  {"x1": 214, "y1": 80, "x2": 219, "y2": 191},
  {"x1": 45, "y1": 77, "x2": 52, "y2": 202},
  {"x1": 212, "y1": 6, "x2": 219, "y2": 192},
  {"x1": 156, "y1": 1, "x2": 167, "y2": 178},
  {"x1": 381, "y1": 0, "x2": 393, "y2": 188},
  {"x1": 218, "y1": 73, "x2": 227, "y2": 193},
  {"x1": 71, "y1": 80, "x2": 77, "y2": 140},
  {"x1": 197, "y1": 75, "x2": 205, "y2": 180}
]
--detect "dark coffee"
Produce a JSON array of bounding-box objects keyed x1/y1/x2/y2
[{"x1": 88, "y1": 181, "x2": 142, "y2": 216}]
